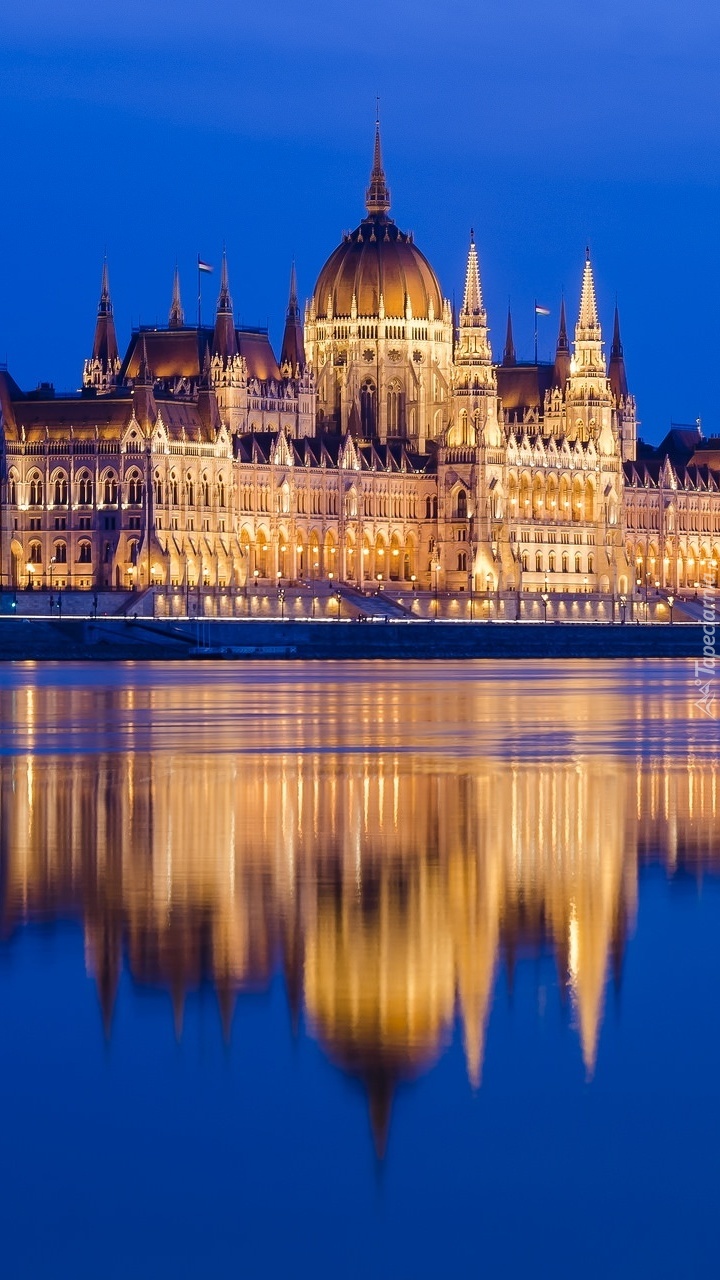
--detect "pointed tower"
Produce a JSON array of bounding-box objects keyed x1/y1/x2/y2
[
  {"x1": 608, "y1": 304, "x2": 637, "y2": 461},
  {"x1": 552, "y1": 297, "x2": 571, "y2": 387},
  {"x1": 365, "y1": 118, "x2": 391, "y2": 218},
  {"x1": 566, "y1": 250, "x2": 615, "y2": 449},
  {"x1": 83, "y1": 259, "x2": 120, "y2": 392},
  {"x1": 502, "y1": 305, "x2": 516, "y2": 366},
  {"x1": 132, "y1": 334, "x2": 157, "y2": 434},
  {"x1": 452, "y1": 232, "x2": 496, "y2": 439},
  {"x1": 168, "y1": 266, "x2": 184, "y2": 329},
  {"x1": 608, "y1": 304, "x2": 628, "y2": 401},
  {"x1": 280, "y1": 261, "x2": 306, "y2": 375},
  {"x1": 212, "y1": 250, "x2": 238, "y2": 362}
]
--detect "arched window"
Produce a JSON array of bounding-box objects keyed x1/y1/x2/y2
[
  {"x1": 535, "y1": 551, "x2": 543, "y2": 572},
  {"x1": 521, "y1": 551, "x2": 529, "y2": 572},
  {"x1": 78, "y1": 541, "x2": 92, "y2": 564},
  {"x1": 54, "y1": 541, "x2": 67, "y2": 564},
  {"x1": 186, "y1": 474, "x2": 195, "y2": 507},
  {"x1": 432, "y1": 495, "x2": 438, "y2": 519},
  {"x1": 53, "y1": 474, "x2": 68, "y2": 505},
  {"x1": 549, "y1": 551, "x2": 556, "y2": 572},
  {"x1": 103, "y1": 474, "x2": 118, "y2": 504},
  {"x1": 128, "y1": 472, "x2": 143, "y2": 505},
  {"x1": 8, "y1": 473, "x2": 17, "y2": 505},
  {"x1": 29, "y1": 473, "x2": 43, "y2": 506},
  {"x1": 457, "y1": 551, "x2": 467, "y2": 572},
  {"x1": 387, "y1": 380, "x2": 405, "y2": 436},
  {"x1": 588, "y1": 553, "x2": 594, "y2": 574},
  {"x1": 129, "y1": 540, "x2": 139, "y2": 566},
  {"x1": 562, "y1": 552, "x2": 569, "y2": 573},
  {"x1": 218, "y1": 476, "x2": 226, "y2": 508},
  {"x1": 170, "y1": 475, "x2": 179, "y2": 506},
  {"x1": 575, "y1": 552, "x2": 582, "y2": 573},
  {"x1": 154, "y1": 474, "x2": 164, "y2": 505},
  {"x1": 456, "y1": 489, "x2": 467, "y2": 519},
  {"x1": 29, "y1": 540, "x2": 42, "y2": 564},
  {"x1": 78, "y1": 471, "x2": 93, "y2": 505},
  {"x1": 201, "y1": 476, "x2": 210, "y2": 507},
  {"x1": 360, "y1": 379, "x2": 376, "y2": 435}
]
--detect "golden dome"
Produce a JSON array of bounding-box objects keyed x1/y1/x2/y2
[{"x1": 312, "y1": 124, "x2": 444, "y2": 321}]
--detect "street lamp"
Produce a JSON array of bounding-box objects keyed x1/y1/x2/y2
[
  {"x1": 335, "y1": 589, "x2": 342, "y2": 621},
  {"x1": 620, "y1": 593, "x2": 627, "y2": 625},
  {"x1": 410, "y1": 574, "x2": 416, "y2": 592},
  {"x1": 278, "y1": 586, "x2": 286, "y2": 619},
  {"x1": 541, "y1": 591, "x2": 549, "y2": 622},
  {"x1": 667, "y1": 594, "x2": 675, "y2": 624},
  {"x1": 253, "y1": 568, "x2": 259, "y2": 590}
]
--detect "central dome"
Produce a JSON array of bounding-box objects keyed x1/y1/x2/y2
[{"x1": 312, "y1": 125, "x2": 444, "y2": 321}]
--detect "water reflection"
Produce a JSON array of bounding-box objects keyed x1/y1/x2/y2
[{"x1": 0, "y1": 664, "x2": 717, "y2": 1155}]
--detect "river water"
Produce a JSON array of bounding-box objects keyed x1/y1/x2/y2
[{"x1": 0, "y1": 660, "x2": 717, "y2": 1277}]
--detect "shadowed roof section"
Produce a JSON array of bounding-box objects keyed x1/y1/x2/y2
[
  {"x1": 496, "y1": 362, "x2": 555, "y2": 414},
  {"x1": 120, "y1": 326, "x2": 280, "y2": 383}
]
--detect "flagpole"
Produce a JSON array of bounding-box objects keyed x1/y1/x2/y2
[
  {"x1": 534, "y1": 298, "x2": 538, "y2": 365},
  {"x1": 197, "y1": 256, "x2": 202, "y2": 331}
]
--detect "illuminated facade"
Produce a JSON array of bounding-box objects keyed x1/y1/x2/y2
[{"x1": 1, "y1": 124, "x2": 719, "y2": 598}]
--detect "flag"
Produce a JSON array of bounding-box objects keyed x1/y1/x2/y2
[
  {"x1": 198, "y1": 258, "x2": 213, "y2": 273},
  {"x1": 535, "y1": 304, "x2": 550, "y2": 316}
]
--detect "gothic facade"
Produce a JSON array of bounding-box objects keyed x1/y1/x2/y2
[{"x1": 1, "y1": 125, "x2": 718, "y2": 598}]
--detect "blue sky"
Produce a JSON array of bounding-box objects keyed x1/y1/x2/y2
[{"x1": 1, "y1": 0, "x2": 719, "y2": 442}]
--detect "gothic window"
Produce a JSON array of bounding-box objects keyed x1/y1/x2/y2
[
  {"x1": 535, "y1": 551, "x2": 543, "y2": 572},
  {"x1": 103, "y1": 474, "x2": 118, "y2": 505},
  {"x1": 78, "y1": 471, "x2": 93, "y2": 505},
  {"x1": 29, "y1": 540, "x2": 42, "y2": 564},
  {"x1": 129, "y1": 540, "x2": 139, "y2": 566},
  {"x1": 521, "y1": 551, "x2": 529, "y2": 572},
  {"x1": 457, "y1": 551, "x2": 467, "y2": 571},
  {"x1": 549, "y1": 552, "x2": 556, "y2": 572},
  {"x1": 170, "y1": 475, "x2": 179, "y2": 506},
  {"x1": 456, "y1": 489, "x2": 467, "y2": 519},
  {"x1": 128, "y1": 472, "x2": 143, "y2": 505},
  {"x1": 54, "y1": 541, "x2": 67, "y2": 564},
  {"x1": 8, "y1": 473, "x2": 17, "y2": 505},
  {"x1": 360, "y1": 379, "x2": 376, "y2": 435},
  {"x1": 562, "y1": 552, "x2": 569, "y2": 573},
  {"x1": 53, "y1": 474, "x2": 69, "y2": 505},
  {"x1": 29, "y1": 473, "x2": 43, "y2": 506},
  {"x1": 201, "y1": 476, "x2": 210, "y2": 507},
  {"x1": 387, "y1": 380, "x2": 405, "y2": 436},
  {"x1": 575, "y1": 553, "x2": 582, "y2": 573},
  {"x1": 588, "y1": 553, "x2": 595, "y2": 574},
  {"x1": 154, "y1": 474, "x2": 164, "y2": 505},
  {"x1": 218, "y1": 476, "x2": 226, "y2": 509},
  {"x1": 186, "y1": 474, "x2": 195, "y2": 507},
  {"x1": 78, "y1": 540, "x2": 92, "y2": 564}
]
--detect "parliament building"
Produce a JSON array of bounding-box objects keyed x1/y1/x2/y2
[{"x1": 1, "y1": 125, "x2": 719, "y2": 605}]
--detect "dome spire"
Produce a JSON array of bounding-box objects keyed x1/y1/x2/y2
[
  {"x1": 365, "y1": 114, "x2": 391, "y2": 217},
  {"x1": 461, "y1": 230, "x2": 484, "y2": 318}
]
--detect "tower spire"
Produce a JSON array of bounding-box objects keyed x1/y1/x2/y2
[
  {"x1": 608, "y1": 303, "x2": 628, "y2": 401},
  {"x1": 212, "y1": 249, "x2": 238, "y2": 361},
  {"x1": 83, "y1": 257, "x2": 119, "y2": 391},
  {"x1": 502, "y1": 305, "x2": 516, "y2": 366},
  {"x1": 168, "y1": 265, "x2": 184, "y2": 328},
  {"x1": 553, "y1": 296, "x2": 571, "y2": 387},
  {"x1": 365, "y1": 117, "x2": 391, "y2": 217},
  {"x1": 578, "y1": 249, "x2": 600, "y2": 331},
  {"x1": 461, "y1": 230, "x2": 484, "y2": 318},
  {"x1": 280, "y1": 260, "x2": 306, "y2": 374}
]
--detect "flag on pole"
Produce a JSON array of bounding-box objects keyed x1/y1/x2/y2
[
  {"x1": 535, "y1": 304, "x2": 551, "y2": 316},
  {"x1": 198, "y1": 258, "x2": 213, "y2": 273}
]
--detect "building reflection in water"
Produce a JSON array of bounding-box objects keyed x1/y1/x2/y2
[{"x1": 0, "y1": 671, "x2": 717, "y2": 1155}]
